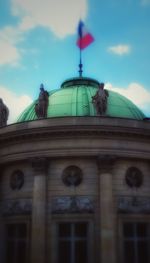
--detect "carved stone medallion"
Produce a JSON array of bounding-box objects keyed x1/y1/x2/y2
[
  {"x1": 10, "y1": 170, "x2": 24, "y2": 190},
  {"x1": 125, "y1": 167, "x2": 143, "y2": 188},
  {"x1": 62, "y1": 166, "x2": 83, "y2": 186}
]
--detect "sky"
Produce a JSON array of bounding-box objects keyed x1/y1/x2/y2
[{"x1": 0, "y1": 0, "x2": 150, "y2": 123}]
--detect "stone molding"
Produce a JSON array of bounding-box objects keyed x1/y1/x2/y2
[
  {"x1": 0, "y1": 116, "x2": 150, "y2": 147},
  {"x1": 30, "y1": 157, "x2": 49, "y2": 174},
  {"x1": 118, "y1": 195, "x2": 150, "y2": 214},
  {"x1": 97, "y1": 154, "x2": 117, "y2": 173},
  {"x1": 0, "y1": 129, "x2": 150, "y2": 146},
  {"x1": 0, "y1": 117, "x2": 150, "y2": 165}
]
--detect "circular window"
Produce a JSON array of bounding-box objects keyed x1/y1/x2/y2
[
  {"x1": 125, "y1": 167, "x2": 143, "y2": 188},
  {"x1": 10, "y1": 170, "x2": 24, "y2": 190},
  {"x1": 62, "y1": 166, "x2": 83, "y2": 187}
]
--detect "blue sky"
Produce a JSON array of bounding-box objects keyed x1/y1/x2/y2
[{"x1": 0, "y1": 0, "x2": 150, "y2": 122}]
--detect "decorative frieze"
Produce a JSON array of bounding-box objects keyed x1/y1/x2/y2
[
  {"x1": 1, "y1": 199, "x2": 32, "y2": 216},
  {"x1": 118, "y1": 196, "x2": 150, "y2": 214},
  {"x1": 51, "y1": 196, "x2": 94, "y2": 214}
]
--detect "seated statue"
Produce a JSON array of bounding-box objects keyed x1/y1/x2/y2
[
  {"x1": 0, "y1": 98, "x2": 9, "y2": 127},
  {"x1": 35, "y1": 84, "x2": 49, "y2": 119},
  {"x1": 92, "y1": 83, "x2": 109, "y2": 115}
]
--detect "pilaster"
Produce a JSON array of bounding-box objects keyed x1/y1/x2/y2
[
  {"x1": 30, "y1": 157, "x2": 48, "y2": 263},
  {"x1": 97, "y1": 155, "x2": 117, "y2": 263}
]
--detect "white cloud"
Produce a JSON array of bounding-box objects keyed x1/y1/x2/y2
[
  {"x1": 108, "y1": 44, "x2": 131, "y2": 55},
  {"x1": 18, "y1": 16, "x2": 36, "y2": 32},
  {"x1": 0, "y1": 26, "x2": 24, "y2": 66},
  {"x1": 0, "y1": 41, "x2": 20, "y2": 66},
  {"x1": 0, "y1": 26, "x2": 22, "y2": 44},
  {"x1": 141, "y1": 0, "x2": 150, "y2": 5},
  {"x1": 11, "y1": 0, "x2": 88, "y2": 38},
  {"x1": 0, "y1": 0, "x2": 87, "y2": 65},
  {"x1": 106, "y1": 82, "x2": 150, "y2": 116},
  {"x1": 0, "y1": 86, "x2": 33, "y2": 123}
]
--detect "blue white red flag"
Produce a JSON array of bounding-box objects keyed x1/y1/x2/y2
[{"x1": 76, "y1": 20, "x2": 94, "y2": 50}]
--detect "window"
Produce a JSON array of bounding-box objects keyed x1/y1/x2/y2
[
  {"x1": 58, "y1": 223, "x2": 88, "y2": 263},
  {"x1": 123, "y1": 222, "x2": 150, "y2": 263},
  {"x1": 5, "y1": 223, "x2": 28, "y2": 263}
]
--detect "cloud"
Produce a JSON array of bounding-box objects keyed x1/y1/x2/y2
[
  {"x1": 0, "y1": 41, "x2": 20, "y2": 66},
  {"x1": 11, "y1": 0, "x2": 88, "y2": 38},
  {"x1": 108, "y1": 44, "x2": 131, "y2": 55},
  {"x1": 0, "y1": 86, "x2": 33, "y2": 123},
  {"x1": 141, "y1": 0, "x2": 150, "y2": 5},
  {"x1": 106, "y1": 82, "x2": 150, "y2": 116},
  {"x1": 0, "y1": 26, "x2": 24, "y2": 66},
  {"x1": 0, "y1": 0, "x2": 87, "y2": 65}
]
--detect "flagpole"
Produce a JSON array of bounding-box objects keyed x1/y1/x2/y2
[
  {"x1": 78, "y1": 20, "x2": 83, "y2": 78},
  {"x1": 79, "y1": 47, "x2": 83, "y2": 77}
]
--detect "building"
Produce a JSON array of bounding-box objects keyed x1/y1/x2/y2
[{"x1": 0, "y1": 76, "x2": 150, "y2": 263}]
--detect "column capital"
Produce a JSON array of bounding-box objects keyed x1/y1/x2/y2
[
  {"x1": 30, "y1": 157, "x2": 49, "y2": 174},
  {"x1": 97, "y1": 154, "x2": 117, "y2": 173}
]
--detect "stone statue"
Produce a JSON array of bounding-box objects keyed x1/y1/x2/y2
[
  {"x1": 0, "y1": 98, "x2": 9, "y2": 127},
  {"x1": 35, "y1": 84, "x2": 49, "y2": 118},
  {"x1": 92, "y1": 83, "x2": 109, "y2": 115}
]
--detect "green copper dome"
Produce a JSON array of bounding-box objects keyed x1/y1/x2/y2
[{"x1": 17, "y1": 77, "x2": 145, "y2": 122}]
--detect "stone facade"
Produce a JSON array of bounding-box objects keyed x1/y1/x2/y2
[{"x1": 0, "y1": 117, "x2": 150, "y2": 263}]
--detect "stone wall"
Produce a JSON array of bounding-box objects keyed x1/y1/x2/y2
[{"x1": 0, "y1": 161, "x2": 33, "y2": 201}]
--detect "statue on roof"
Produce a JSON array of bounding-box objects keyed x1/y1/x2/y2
[
  {"x1": 0, "y1": 98, "x2": 9, "y2": 127},
  {"x1": 35, "y1": 84, "x2": 49, "y2": 119},
  {"x1": 92, "y1": 83, "x2": 109, "y2": 115}
]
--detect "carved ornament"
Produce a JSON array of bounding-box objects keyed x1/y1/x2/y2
[
  {"x1": 125, "y1": 167, "x2": 143, "y2": 188},
  {"x1": 51, "y1": 196, "x2": 94, "y2": 214},
  {"x1": 10, "y1": 170, "x2": 24, "y2": 190},
  {"x1": 118, "y1": 196, "x2": 150, "y2": 214},
  {"x1": 62, "y1": 166, "x2": 83, "y2": 186},
  {"x1": 2, "y1": 199, "x2": 32, "y2": 216}
]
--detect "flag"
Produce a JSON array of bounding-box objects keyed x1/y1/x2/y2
[{"x1": 76, "y1": 20, "x2": 94, "y2": 50}]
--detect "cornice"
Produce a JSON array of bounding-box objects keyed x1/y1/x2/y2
[
  {"x1": 0, "y1": 117, "x2": 150, "y2": 165},
  {"x1": 0, "y1": 148, "x2": 150, "y2": 164},
  {"x1": 0, "y1": 117, "x2": 150, "y2": 146}
]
